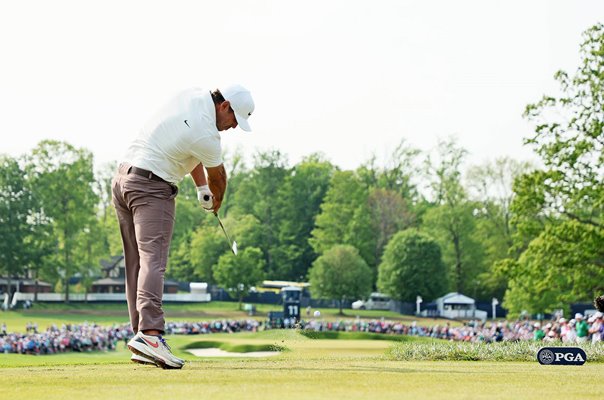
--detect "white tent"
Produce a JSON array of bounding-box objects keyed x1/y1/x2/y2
[{"x1": 432, "y1": 292, "x2": 487, "y2": 321}]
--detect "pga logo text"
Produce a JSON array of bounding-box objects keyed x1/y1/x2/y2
[{"x1": 537, "y1": 347, "x2": 587, "y2": 366}]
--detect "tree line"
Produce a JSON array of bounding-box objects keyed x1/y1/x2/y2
[{"x1": 0, "y1": 23, "x2": 602, "y2": 316}]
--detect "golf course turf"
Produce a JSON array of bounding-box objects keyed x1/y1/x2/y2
[{"x1": 1, "y1": 306, "x2": 603, "y2": 399}]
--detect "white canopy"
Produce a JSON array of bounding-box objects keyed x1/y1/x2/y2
[{"x1": 439, "y1": 292, "x2": 475, "y2": 305}]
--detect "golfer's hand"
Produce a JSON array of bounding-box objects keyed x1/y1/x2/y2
[{"x1": 196, "y1": 185, "x2": 214, "y2": 213}]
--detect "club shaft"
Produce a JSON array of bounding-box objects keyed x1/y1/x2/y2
[{"x1": 215, "y1": 213, "x2": 235, "y2": 252}]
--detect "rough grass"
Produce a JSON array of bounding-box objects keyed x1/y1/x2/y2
[{"x1": 387, "y1": 340, "x2": 604, "y2": 362}]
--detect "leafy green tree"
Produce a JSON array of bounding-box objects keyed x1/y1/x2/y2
[
  {"x1": 366, "y1": 188, "x2": 415, "y2": 266},
  {"x1": 504, "y1": 23, "x2": 604, "y2": 311},
  {"x1": 504, "y1": 220, "x2": 604, "y2": 316},
  {"x1": 466, "y1": 157, "x2": 533, "y2": 250},
  {"x1": 72, "y1": 222, "x2": 106, "y2": 301},
  {"x1": 214, "y1": 247, "x2": 265, "y2": 310},
  {"x1": 310, "y1": 171, "x2": 371, "y2": 257},
  {"x1": 522, "y1": 23, "x2": 604, "y2": 229},
  {"x1": 182, "y1": 213, "x2": 261, "y2": 283},
  {"x1": 356, "y1": 139, "x2": 421, "y2": 200},
  {"x1": 308, "y1": 244, "x2": 372, "y2": 315},
  {"x1": 423, "y1": 138, "x2": 485, "y2": 295},
  {"x1": 25, "y1": 140, "x2": 99, "y2": 302},
  {"x1": 219, "y1": 148, "x2": 248, "y2": 218},
  {"x1": 94, "y1": 162, "x2": 123, "y2": 257},
  {"x1": 23, "y1": 210, "x2": 55, "y2": 301},
  {"x1": 377, "y1": 230, "x2": 447, "y2": 302},
  {"x1": 274, "y1": 154, "x2": 335, "y2": 280},
  {"x1": 165, "y1": 175, "x2": 208, "y2": 281},
  {"x1": 0, "y1": 156, "x2": 40, "y2": 294},
  {"x1": 346, "y1": 202, "x2": 377, "y2": 271},
  {"x1": 230, "y1": 150, "x2": 290, "y2": 277},
  {"x1": 466, "y1": 157, "x2": 533, "y2": 299}
]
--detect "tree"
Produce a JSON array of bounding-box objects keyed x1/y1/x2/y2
[
  {"x1": 377, "y1": 230, "x2": 447, "y2": 302},
  {"x1": 185, "y1": 213, "x2": 262, "y2": 283},
  {"x1": 72, "y1": 222, "x2": 105, "y2": 302},
  {"x1": 504, "y1": 220, "x2": 604, "y2": 316},
  {"x1": 25, "y1": 140, "x2": 99, "y2": 302},
  {"x1": 504, "y1": 23, "x2": 604, "y2": 312},
  {"x1": 214, "y1": 247, "x2": 265, "y2": 310},
  {"x1": 309, "y1": 171, "x2": 373, "y2": 254},
  {"x1": 366, "y1": 188, "x2": 415, "y2": 266},
  {"x1": 94, "y1": 162, "x2": 123, "y2": 257},
  {"x1": 466, "y1": 157, "x2": 533, "y2": 251},
  {"x1": 466, "y1": 157, "x2": 533, "y2": 299},
  {"x1": 522, "y1": 23, "x2": 604, "y2": 229},
  {"x1": 308, "y1": 245, "x2": 372, "y2": 315},
  {"x1": 0, "y1": 156, "x2": 39, "y2": 295},
  {"x1": 423, "y1": 138, "x2": 485, "y2": 295},
  {"x1": 356, "y1": 138, "x2": 421, "y2": 200},
  {"x1": 230, "y1": 150, "x2": 290, "y2": 277},
  {"x1": 274, "y1": 154, "x2": 335, "y2": 280}
]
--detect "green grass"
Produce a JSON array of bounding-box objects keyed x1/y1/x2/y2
[
  {"x1": 2, "y1": 307, "x2": 604, "y2": 399},
  {"x1": 1, "y1": 349, "x2": 603, "y2": 400},
  {"x1": 299, "y1": 330, "x2": 432, "y2": 342},
  {"x1": 388, "y1": 340, "x2": 604, "y2": 362},
  {"x1": 0, "y1": 335, "x2": 603, "y2": 400}
]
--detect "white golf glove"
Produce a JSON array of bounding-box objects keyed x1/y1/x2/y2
[{"x1": 197, "y1": 185, "x2": 214, "y2": 212}]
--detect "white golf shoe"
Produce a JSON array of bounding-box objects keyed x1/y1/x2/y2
[{"x1": 128, "y1": 332, "x2": 185, "y2": 369}]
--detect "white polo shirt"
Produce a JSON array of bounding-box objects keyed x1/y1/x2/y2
[{"x1": 123, "y1": 88, "x2": 223, "y2": 183}]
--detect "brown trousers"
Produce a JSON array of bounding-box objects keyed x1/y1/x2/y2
[{"x1": 111, "y1": 163, "x2": 178, "y2": 333}]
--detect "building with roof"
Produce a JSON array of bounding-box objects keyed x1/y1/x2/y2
[
  {"x1": 0, "y1": 278, "x2": 52, "y2": 295},
  {"x1": 91, "y1": 255, "x2": 179, "y2": 294},
  {"x1": 422, "y1": 292, "x2": 488, "y2": 321}
]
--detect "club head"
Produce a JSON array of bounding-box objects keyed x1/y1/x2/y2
[{"x1": 232, "y1": 241, "x2": 238, "y2": 256}]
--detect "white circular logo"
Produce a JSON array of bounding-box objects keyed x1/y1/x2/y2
[{"x1": 538, "y1": 349, "x2": 555, "y2": 365}]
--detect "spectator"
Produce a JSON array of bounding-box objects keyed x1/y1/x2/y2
[
  {"x1": 589, "y1": 312, "x2": 603, "y2": 343},
  {"x1": 575, "y1": 313, "x2": 589, "y2": 343},
  {"x1": 533, "y1": 323, "x2": 545, "y2": 341}
]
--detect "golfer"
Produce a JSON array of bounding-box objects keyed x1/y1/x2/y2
[{"x1": 112, "y1": 84, "x2": 255, "y2": 368}]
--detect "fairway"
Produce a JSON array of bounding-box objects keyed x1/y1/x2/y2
[{"x1": 1, "y1": 330, "x2": 603, "y2": 400}]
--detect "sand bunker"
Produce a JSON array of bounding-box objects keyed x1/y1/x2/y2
[{"x1": 187, "y1": 348, "x2": 281, "y2": 358}]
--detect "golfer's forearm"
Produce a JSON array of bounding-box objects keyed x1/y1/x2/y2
[
  {"x1": 190, "y1": 163, "x2": 208, "y2": 187},
  {"x1": 206, "y1": 164, "x2": 227, "y2": 202}
]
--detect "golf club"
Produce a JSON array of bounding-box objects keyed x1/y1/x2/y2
[{"x1": 214, "y1": 212, "x2": 238, "y2": 255}]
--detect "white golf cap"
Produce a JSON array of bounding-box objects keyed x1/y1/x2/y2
[{"x1": 222, "y1": 84, "x2": 254, "y2": 132}]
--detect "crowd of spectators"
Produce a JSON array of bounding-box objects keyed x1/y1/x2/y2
[
  {"x1": 0, "y1": 322, "x2": 131, "y2": 355},
  {"x1": 1, "y1": 311, "x2": 602, "y2": 355},
  {"x1": 297, "y1": 311, "x2": 604, "y2": 344},
  {"x1": 0, "y1": 319, "x2": 262, "y2": 355},
  {"x1": 165, "y1": 319, "x2": 261, "y2": 335}
]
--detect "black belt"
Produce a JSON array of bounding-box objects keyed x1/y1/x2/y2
[{"x1": 127, "y1": 166, "x2": 167, "y2": 183}]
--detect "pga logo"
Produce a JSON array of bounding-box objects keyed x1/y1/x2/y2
[{"x1": 537, "y1": 347, "x2": 587, "y2": 365}]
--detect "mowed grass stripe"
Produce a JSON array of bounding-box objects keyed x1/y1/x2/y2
[{"x1": 1, "y1": 360, "x2": 603, "y2": 400}]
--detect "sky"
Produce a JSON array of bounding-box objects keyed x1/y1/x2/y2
[{"x1": 0, "y1": 0, "x2": 602, "y2": 173}]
